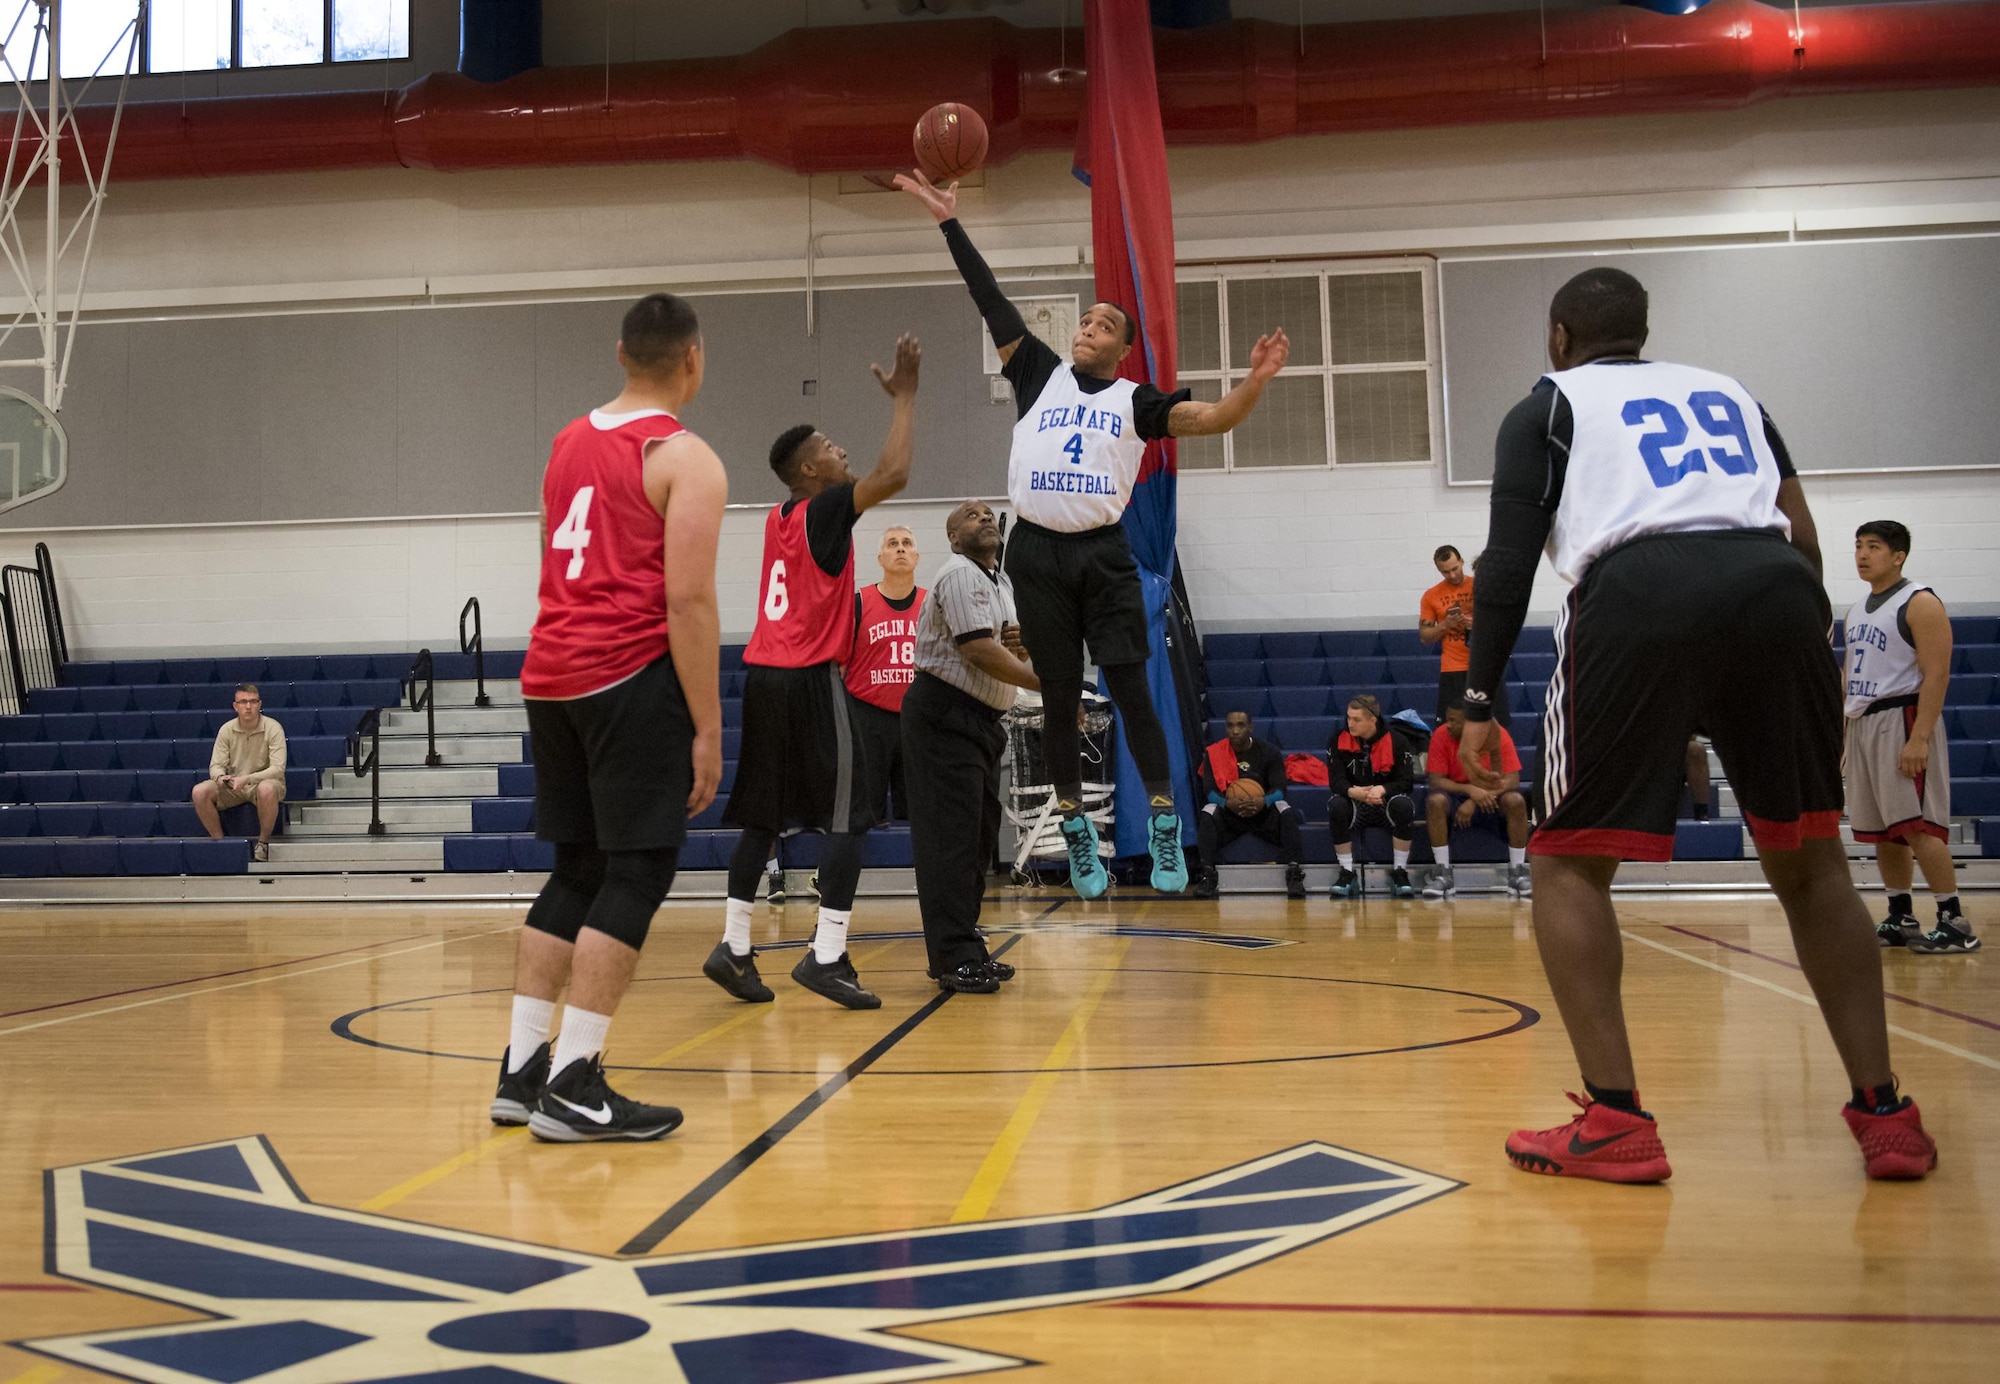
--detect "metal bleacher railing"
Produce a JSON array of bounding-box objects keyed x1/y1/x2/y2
[
  {"x1": 346, "y1": 707, "x2": 386, "y2": 838},
  {"x1": 0, "y1": 541, "x2": 67, "y2": 716},
  {"x1": 460, "y1": 596, "x2": 491, "y2": 708},
  {"x1": 402, "y1": 648, "x2": 442, "y2": 768}
]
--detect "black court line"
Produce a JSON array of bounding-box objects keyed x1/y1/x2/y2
[{"x1": 616, "y1": 915, "x2": 1050, "y2": 1256}]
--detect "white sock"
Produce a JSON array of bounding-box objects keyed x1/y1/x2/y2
[
  {"x1": 813, "y1": 907, "x2": 852, "y2": 965},
  {"x1": 1393, "y1": 845, "x2": 1411, "y2": 869},
  {"x1": 506, "y1": 994, "x2": 555, "y2": 1072},
  {"x1": 550, "y1": 1005, "x2": 611, "y2": 1078},
  {"x1": 1509, "y1": 846, "x2": 1528, "y2": 867},
  {"x1": 723, "y1": 897, "x2": 754, "y2": 956},
  {"x1": 1336, "y1": 850, "x2": 1354, "y2": 871},
  {"x1": 1433, "y1": 845, "x2": 1451, "y2": 868}
]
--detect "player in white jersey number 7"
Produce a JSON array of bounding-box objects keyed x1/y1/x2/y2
[{"x1": 898, "y1": 168, "x2": 1288, "y2": 899}]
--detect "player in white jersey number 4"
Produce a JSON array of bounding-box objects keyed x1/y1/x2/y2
[
  {"x1": 899, "y1": 169, "x2": 1288, "y2": 899},
  {"x1": 1457, "y1": 267, "x2": 1936, "y2": 1185}
]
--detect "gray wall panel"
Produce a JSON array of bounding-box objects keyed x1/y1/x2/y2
[{"x1": 1441, "y1": 236, "x2": 2000, "y2": 482}]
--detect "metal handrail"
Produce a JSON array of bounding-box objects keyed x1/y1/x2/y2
[
  {"x1": 459, "y1": 597, "x2": 491, "y2": 708},
  {"x1": 33, "y1": 541, "x2": 65, "y2": 669},
  {"x1": 402, "y1": 648, "x2": 442, "y2": 767},
  {"x1": 347, "y1": 707, "x2": 386, "y2": 837},
  {"x1": 0, "y1": 589, "x2": 24, "y2": 716}
]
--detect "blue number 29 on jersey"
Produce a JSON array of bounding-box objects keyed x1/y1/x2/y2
[{"x1": 1620, "y1": 391, "x2": 1758, "y2": 489}]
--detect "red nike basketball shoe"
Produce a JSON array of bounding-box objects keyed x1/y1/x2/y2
[
  {"x1": 1841, "y1": 1099, "x2": 1937, "y2": 1180},
  {"x1": 1505, "y1": 1092, "x2": 1672, "y2": 1184}
]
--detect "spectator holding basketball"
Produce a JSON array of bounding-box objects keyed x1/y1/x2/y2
[
  {"x1": 1421, "y1": 545, "x2": 1508, "y2": 727},
  {"x1": 1844, "y1": 520, "x2": 1978, "y2": 954},
  {"x1": 1326, "y1": 694, "x2": 1417, "y2": 899},
  {"x1": 1423, "y1": 701, "x2": 1531, "y2": 900},
  {"x1": 1192, "y1": 710, "x2": 1305, "y2": 901},
  {"x1": 193, "y1": 684, "x2": 286, "y2": 863}
]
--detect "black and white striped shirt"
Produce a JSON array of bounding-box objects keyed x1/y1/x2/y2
[{"x1": 914, "y1": 555, "x2": 1019, "y2": 710}]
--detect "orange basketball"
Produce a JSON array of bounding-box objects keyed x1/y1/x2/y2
[
  {"x1": 914, "y1": 102, "x2": 988, "y2": 183},
  {"x1": 1225, "y1": 778, "x2": 1265, "y2": 807}
]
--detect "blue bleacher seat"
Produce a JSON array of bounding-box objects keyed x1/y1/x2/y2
[
  {"x1": 1265, "y1": 658, "x2": 1323, "y2": 687},
  {"x1": 1954, "y1": 707, "x2": 2000, "y2": 739},
  {"x1": 1221, "y1": 690, "x2": 1274, "y2": 719},
  {"x1": 201, "y1": 710, "x2": 233, "y2": 734},
  {"x1": 864, "y1": 830, "x2": 914, "y2": 868},
  {"x1": 509, "y1": 835, "x2": 555, "y2": 872},
  {"x1": 213, "y1": 657, "x2": 267, "y2": 685},
  {"x1": 1203, "y1": 659, "x2": 1265, "y2": 691},
  {"x1": 27, "y1": 687, "x2": 79, "y2": 714},
  {"x1": 473, "y1": 798, "x2": 535, "y2": 833},
  {"x1": 688, "y1": 799, "x2": 727, "y2": 831},
  {"x1": 1957, "y1": 780, "x2": 2000, "y2": 815},
  {"x1": 429, "y1": 652, "x2": 475, "y2": 680},
  {"x1": 1952, "y1": 617, "x2": 1999, "y2": 645},
  {"x1": 0, "y1": 715, "x2": 41, "y2": 742},
  {"x1": 61, "y1": 743, "x2": 118, "y2": 771},
  {"x1": 284, "y1": 768, "x2": 317, "y2": 800},
  {"x1": 1268, "y1": 687, "x2": 1331, "y2": 718},
  {"x1": 290, "y1": 682, "x2": 347, "y2": 708},
  {"x1": 313, "y1": 707, "x2": 368, "y2": 739},
  {"x1": 100, "y1": 711, "x2": 151, "y2": 740},
  {"x1": 37, "y1": 804, "x2": 98, "y2": 836},
  {"x1": 1981, "y1": 818, "x2": 2000, "y2": 857},
  {"x1": 1960, "y1": 646, "x2": 2000, "y2": 675},
  {"x1": 113, "y1": 741, "x2": 174, "y2": 772},
  {"x1": 264, "y1": 656, "x2": 319, "y2": 682},
  {"x1": 137, "y1": 770, "x2": 201, "y2": 802},
  {"x1": 1948, "y1": 675, "x2": 1995, "y2": 706},
  {"x1": 1318, "y1": 630, "x2": 1380, "y2": 658},
  {"x1": 718, "y1": 644, "x2": 746, "y2": 671},
  {"x1": 317, "y1": 655, "x2": 372, "y2": 680},
  {"x1": 288, "y1": 736, "x2": 347, "y2": 769},
  {"x1": 498, "y1": 764, "x2": 536, "y2": 796},
  {"x1": 118, "y1": 840, "x2": 185, "y2": 875},
  {"x1": 1385, "y1": 656, "x2": 1436, "y2": 686},
  {"x1": 0, "y1": 804, "x2": 32, "y2": 835},
  {"x1": 1373, "y1": 629, "x2": 1424, "y2": 656},
  {"x1": 1267, "y1": 717, "x2": 1339, "y2": 754},
  {"x1": 1260, "y1": 632, "x2": 1321, "y2": 660},
  {"x1": 158, "y1": 658, "x2": 216, "y2": 683},
  {"x1": 149, "y1": 711, "x2": 205, "y2": 739},
  {"x1": 99, "y1": 803, "x2": 160, "y2": 837},
  {"x1": 182, "y1": 837, "x2": 251, "y2": 874},
  {"x1": 0, "y1": 776, "x2": 19, "y2": 804},
  {"x1": 19, "y1": 771, "x2": 77, "y2": 802},
  {"x1": 0, "y1": 840, "x2": 55, "y2": 874},
  {"x1": 62, "y1": 661, "x2": 118, "y2": 687},
  {"x1": 77, "y1": 687, "x2": 133, "y2": 714},
  {"x1": 1949, "y1": 741, "x2": 1993, "y2": 777},
  {"x1": 1204, "y1": 633, "x2": 1262, "y2": 661},
  {"x1": 112, "y1": 661, "x2": 165, "y2": 686},
  {"x1": 722, "y1": 701, "x2": 743, "y2": 728},
  {"x1": 131, "y1": 686, "x2": 189, "y2": 712},
  {"x1": 74, "y1": 771, "x2": 139, "y2": 802},
  {"x1": 2, "y1": 743, "x2": 59, "y2": 773},
  {"x1": 1673, "y1": 821, "x2": 1744, "y2": 860},
  {"x1": 484, "y1": 649, "x2": 526, "y2": 679},
  {"x1": 44, "y1": 713, "x2": 96, "y2": 741},
  {"x1": 444, "y1": 835, "x2": 512, "y2": 872},
  {"x1": 165, "y1": 739, "x2": 211, "y2": 772},
  {"x1": 55, "y1": 840, "x2": 120, "y2": 876},
  {"x1": 1510, "y1": 653, "x2": 1558, "y2": 683},
  {"x1": 1323, "y1": 657, "x2": 1390, "y2": 686},
  {"x1": 1514, "y1": 627, "x2": 1558, "y2": 654},
  {"x1": 157, "y1": 803, "x2": 202, "y2": 836},
  {"x1": 520, "y1": 733, "x2": 533, "y2": 764},
  {"x1": 349, "y1": 679, "x2": 400, "y2": 709}
]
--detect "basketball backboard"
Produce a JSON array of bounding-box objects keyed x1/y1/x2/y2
[{"x1": 0, "y1": 386, "x2": 67, "y2": 515}]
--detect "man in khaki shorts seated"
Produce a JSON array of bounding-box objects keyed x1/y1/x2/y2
[{"x1": 193, "y1": 684, "x2": 287, "y2": 863}]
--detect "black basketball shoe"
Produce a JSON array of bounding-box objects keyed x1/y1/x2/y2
[
  {"x1": 1285, "y1": 864, "x2": 1307, "y2": 900},
  {"x1": 490, "y1": 1040, "x2": 550, "y2": 1126},
  {"x1": 703, "y1": 942, "x2": 775, "y2": 1003},
  {"x1": 792, "y1": 951, "x2": 882, "y2": 1009},
  {"x1": 529, "y1": 1055, "x2": 683, "y2": 1143},
  {"x1": 976, "y1": 956, "x2": 1017, "y2": 983},
  {"x1": 936, "y1": 962, "x2": 1001, "y2": 994}
]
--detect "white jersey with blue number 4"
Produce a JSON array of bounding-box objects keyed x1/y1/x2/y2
[
  {"x1": 1009, "y1": 368, "x2": 1145, "y2": 533},
  {"x1": 1544, "y1": 360, "x2": 1788, "y2": 585}
]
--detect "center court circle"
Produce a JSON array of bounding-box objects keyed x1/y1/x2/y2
[
  {"x1": 333, "y1": 971, "x2": 1538, "y2": 1076},
  {"x1": 428, "y1": 1309, "x2": 650, "y2": 1354}
]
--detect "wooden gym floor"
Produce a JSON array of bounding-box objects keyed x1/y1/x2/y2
[{"x1": 1, "y1": 890, "x2": 1994, "y2": 1383}]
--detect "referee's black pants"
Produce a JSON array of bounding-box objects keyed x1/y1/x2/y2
[{"x1": 903, "y1": 672, "x2": 1006, "y2": 978}]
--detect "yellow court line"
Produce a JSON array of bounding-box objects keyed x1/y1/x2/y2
[
  {"x1": 951, "y1": 935, "x2": 1134, "y2": 1223},
  {"x1": 0, "y1": 925, "x2": 519, "y2": 1039},
  {"x1": 1622, "y1": 928, "x2": 2000, "y2": 1073},
  {"x1": 3, "y1": 1364, "x2": 67, "y2": 1384},
  {"x1": 361, "y1": 939, "x2": 904, "y2": 1212}
]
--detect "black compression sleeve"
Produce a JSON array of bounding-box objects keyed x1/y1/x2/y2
[
  {"x1": 1465, "y1": 388, "x2": 1564, "y2": 720},
  {"x1": 941, "y1": 219, "x2": 1030, "y2": 350},
  {"x1": 1759, "y1": 406, "x2": 1797, "y2": 479}
]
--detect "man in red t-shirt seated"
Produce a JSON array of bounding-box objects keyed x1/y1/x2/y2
[{"x1": 1424, "y1": 700, "x2": 1531, "y2": 900}]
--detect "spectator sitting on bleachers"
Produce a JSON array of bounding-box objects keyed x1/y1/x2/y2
[
  {"x1": 1326, "y1": 694, "x2": 1417, "y2": 899},
  {"x1": 194, "y1": 684, "x2": 287, "y2": 863},
  {"x1": 1192, "y1": 710, "x2": 1305, "y2": 901},
  {"x1": 1423, "y1": 701, "x2": 1530, "y2": 900}
]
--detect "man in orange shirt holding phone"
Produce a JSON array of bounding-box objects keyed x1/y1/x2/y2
[{"x1": 1421, "y1": 545, "x2": 1509, "y2": 728}]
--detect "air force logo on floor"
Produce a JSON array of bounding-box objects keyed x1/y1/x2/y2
[{"x1": 27, "y1": 1135, "x2": 1459, "y2": 1383}]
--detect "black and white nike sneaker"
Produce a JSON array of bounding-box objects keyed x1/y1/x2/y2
[
  {"x1": 490, "y1": 1040, "x2": 551, "y2": 1126},
  {"x1": 529, "y1": 1055, "x2": 683, "y2": 1143},
  {"x1": 791, "y1": 951, "x2": 881, "y2": 1009},
  {"x1": 702, "y1": 941, "x2": 775, "y2": 1003}
]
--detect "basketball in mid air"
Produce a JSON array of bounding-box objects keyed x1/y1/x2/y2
[
  {"x1": 914, "y1": 102, "x2": 988, "y2": 183},
  {"x1": 1225, "y1": 778, "x2": 1265, "y2": 809}
]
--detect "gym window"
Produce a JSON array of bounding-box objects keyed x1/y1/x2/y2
[
  {"x1": 1, "y1": 1, "x2": 411, "y2": 80},
  {"x1": 1174, "y1": 260, "x2": 1441, "y2": 471}
]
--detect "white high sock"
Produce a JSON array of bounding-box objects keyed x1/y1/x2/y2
[
  {"x1": 723, "y1": 897, "x2": 754, "y2": 956},
  {"x1": 1509, "y1": 846, "x2": 1528, "y2": 867},
  {"x1": 506, "y1": 994, "x2": 555, "y2": 1072},
  {"x1": 1433, "y1": 845, "x2": 1451, "y2": 869},
  {"x1": 551, "y1": 1005, "x2": 611, "y2": 1079},
  {"x1": 1393, "y1": 845, "x2": 1411, "y2": 869},
  {"x1": 1336, "y1": 850, "x2": 1354, "y2": 871},
  {"x1": 813, "y1": 907, "x2": 852, "y2": 965}
]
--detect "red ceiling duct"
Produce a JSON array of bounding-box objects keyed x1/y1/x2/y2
[{"x1": 59, "y1": 0, "x2": 2000, "y2": 182}]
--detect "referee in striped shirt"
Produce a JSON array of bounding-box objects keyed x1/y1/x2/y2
[{"x1": 905, "y1": 500, "x2": 1040, "y2": 994}]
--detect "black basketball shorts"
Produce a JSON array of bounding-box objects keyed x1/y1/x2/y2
[
  {"x1": 1004, "y1": 519, "x2": 1152, "y2": 685},
  {"x1": 849, "y1": 695, "x2": 905, "y2": 824},
  {"x1": 1535, "y1": 529, "x2": 1843, "y2": 861},
  {"x1": 525, "y1": 654, "x2": 693, "y2": 854},
  {"x1": 722, "y1": 662, "x2": 874, "y2": 835}
]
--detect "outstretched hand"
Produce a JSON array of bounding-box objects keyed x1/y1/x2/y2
[
  {"x1": 893, "y1": 169, "x2": 958, "y2": 223},
  {"x1": 1246, "y1": 328, "x2": 1291, "y2": 383},
  {"x1": 871, "y1": 333, "x2": 922, "y2": 399}
]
